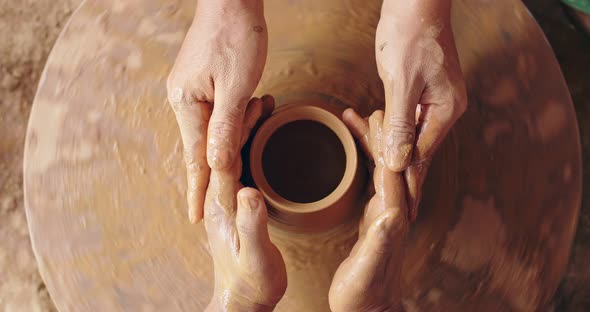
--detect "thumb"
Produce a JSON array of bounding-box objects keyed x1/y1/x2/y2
[
  {"x1": 207, "y1": 93, "x2": 248, "y2": 170},
  {"x1": 362, "y1": 211, "x2": 399, "y2": 258},
  {"x1": 236, "y1": 187, "x2": 272, "y2": 258},
  {"x1": 352, "y1": 211, "x2": 404, "y2": 286},
  {"x1": 382, "y1": 81, "x2": 422, "y2": 172}
]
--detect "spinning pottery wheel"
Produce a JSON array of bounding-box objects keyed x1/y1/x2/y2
[{"x1": 24, "y1": 0, "x2": 582, "y2": 311}]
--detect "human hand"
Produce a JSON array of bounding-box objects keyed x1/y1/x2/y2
[
  {"x1": 376, "y1": 0, "x2": 467, "y2": 220},
  {"x1": 167, "y1": 0, "x2": 267, "y2": 223},
  {"x1": 203, "y1": 97, "x2": 287, "y2": 312},
  {"x1": 329, "y1": 109, "x2": 409, "y2": 312}
]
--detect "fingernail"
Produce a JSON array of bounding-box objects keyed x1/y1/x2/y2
[
  {"x1": 209, "y1": 148, "x2": 232, "y2": 169},
  {"x1": 240, "y1": 195, "x2": 259, "y2": 211}
]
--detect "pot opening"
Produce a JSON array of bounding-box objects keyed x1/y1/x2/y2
[{"x1": 261, "y1": 119, "x2": 346, "y2": 204}]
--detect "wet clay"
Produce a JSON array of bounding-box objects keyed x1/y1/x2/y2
[
  {"x1": 23, "y1": 0, "x2": 582, "y2": 311},
  {"x1": 262, "y1": 120, "x2": 346, "y2": 203},
  {"x1": 329, "y1": 109, "x2": 408, "y2": 312}
]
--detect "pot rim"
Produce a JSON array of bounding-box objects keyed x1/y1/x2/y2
[{"x1": 250, "y1": 104, "x2": 358, "y2": 215}]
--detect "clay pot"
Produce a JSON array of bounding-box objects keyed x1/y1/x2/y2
[{"x1": 250, "y1": 103, "x2": 365, "y2": 232}]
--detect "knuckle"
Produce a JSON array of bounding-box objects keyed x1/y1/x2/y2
[
  {"x1": 185, "y1": 161, "x2": 207, "y2": 176},
  {"x1": 166, "y1": 75, "x2": 187, "y2": 104},
  {"x1": 387, "y1": 116, "x2": 415, "y2": 131},
  {"x1": 167, "y1": 77, "x2": 214, "y2": 109},
  {"x1": 386, "y1": 116, "x2": 415, "y2": 140},
  {"x1": 167, "y1": 85, "x2": 184, "y2": 106}
]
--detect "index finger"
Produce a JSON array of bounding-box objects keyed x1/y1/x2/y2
[
  {"x1": 207, "y1": 90, "x2": 249, "y2": 170},
  {"x1": 170, "y1": 94, "x2": 212, "y2": 224}
]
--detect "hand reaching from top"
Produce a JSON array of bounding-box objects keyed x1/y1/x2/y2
[
  {"x1": 376, "y1": 0, "x2": 467, "y2": 220},
  {"x1": 167, "y1": 0, "x2": 267, "y2": 223}
]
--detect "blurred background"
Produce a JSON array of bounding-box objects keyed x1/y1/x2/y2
[{"x1": 0, "y1": 0, "x2": 588, "y2": 311}]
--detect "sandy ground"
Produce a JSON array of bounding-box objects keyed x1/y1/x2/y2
[
  {"x1": 0, "y1": 0, "x2": 589, "y2": 311},
  {"x1": 0, "y1": 1, "x2": 82, "y2": 310}
]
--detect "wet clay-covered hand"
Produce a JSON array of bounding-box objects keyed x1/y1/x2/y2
[
  {"x1": 203, "y1": 97, "x2": 287, "y2": 312},
  {"x1": 376, "y1": 0, "x2": 467, "y2": 220},
  {"x1": 167, "y1": 0, "x2": 267, "y2": 223},
  {"x1": 329, "y1": 109, "x2": 409, "y2": 312}
]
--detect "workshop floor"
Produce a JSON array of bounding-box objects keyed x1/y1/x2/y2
[{"x1": 0, "y1": 0, "x2": 588, "y2": 311}]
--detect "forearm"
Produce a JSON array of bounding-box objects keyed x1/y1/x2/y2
[{"x1": 381, "y1": 0, "x2": 451, "y2": 23}]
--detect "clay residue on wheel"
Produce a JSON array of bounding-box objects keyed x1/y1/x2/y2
[{"x1": 441, "y1": 196, "x2": 541, "y2": 311}]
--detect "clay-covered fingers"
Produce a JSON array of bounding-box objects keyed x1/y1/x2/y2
[
  {"x1": 240, "y1": 95, "x2": 276, "y2": 147},
  {"x1": 382, "y1": 169, "x2": 408, "y2": 221},
  {"x1": 346, "y1": 210, "x2": 406, "y2": 290},
  {"x1": 366, "y1": 110, "x2": 409, "y2": 222},
  {"x1": 359, "y1": 211, "x2": 396, "y2": 267},
  {"x1": 368, "y1": 110, "x2": 385, "y2": 165},
  {"x1": 170, "y1": 98, "x2": 212, "y2": 224},
  {"x1": 406, "y1": 93, "x2": 465, "y2": 220},
  {"x1": 382, "y1": 82, "x2": 423, "y2": 172},
  {"x1": 413, "y1": 102, "x2": 458, "y2": 166},
  {"x1": 207, "y1": 90, "x2": 249, "y2": 170},
  {"x1": 236, "y1": 187, "x2": 287, "y2": 307},
  {"x1": 260, "y1": 94, "x2": 276, "y2": 120},
  {"x1": 405, "y1": 162, "x2": 429, "y2": 222},
  {"x1": 342, "y1": 108, "x2": 371, "y2": 159},
  {"x1": 365, "y1": 163, "x2": 408, "y2": 229},
  {"x1": 235, "y1": 188, "x2": 273, "y2": 262},
  {"x1": 240, "y1": 98, "x2": 264, "y2": 147}
]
